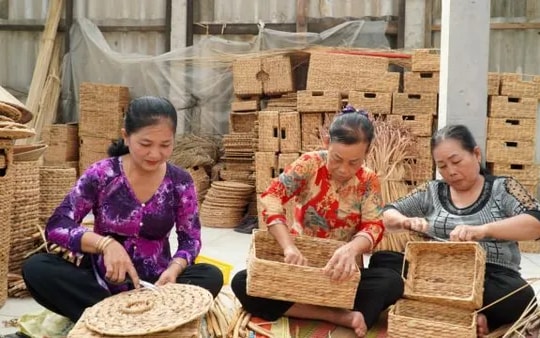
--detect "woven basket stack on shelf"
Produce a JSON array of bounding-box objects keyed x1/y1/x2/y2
[{"x1": 199, "y1": 181, "x2": 254, "y2": 228}]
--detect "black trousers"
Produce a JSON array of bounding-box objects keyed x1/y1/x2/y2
[
  {"x1": 22, "y1": 253, "x2": 224, "y2": 322},
  {"x1": 231, "y1": 254, "x2": 404, "y2": 329},
  {"x1": 370, "y1": 251, "x2": 537, "y2": 330}
]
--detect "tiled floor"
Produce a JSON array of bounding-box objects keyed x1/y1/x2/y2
[{"x1": 1, "y1": 227, "x2": 540, "y2": 336}]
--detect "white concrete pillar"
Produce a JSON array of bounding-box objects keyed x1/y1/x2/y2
[
  {"x1": 404, "y1": 0, "x2": 426, "y2": 49},
  {"x1": 438, "y1": 0, "x2": 491, "y2": 153},
  {"x1": 171, "y1": 0, "x2": 187, "y2": 50}
]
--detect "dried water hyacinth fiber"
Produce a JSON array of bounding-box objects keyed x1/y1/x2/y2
[
  {"x1": 169, "y1": 134, "x2": 222, "y2": 170},
  {"x1": 365, "y1": 117, "x2": 421, "y2": 252}
]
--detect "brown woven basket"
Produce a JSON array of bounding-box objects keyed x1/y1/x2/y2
[
  {"x1": 229, "y1": 112, "x2": 257, "y2": 133},
  {"x1": 518, "y1": 240, "x2": 540, "y2": 253},
  {"x1": 387, "y1": 114, "x2": 434, "y2": 137},
  {"x1": 82, "y1": 283, "x2": 212, "y2": 336},
  {"x1": 411, "y1": 49, "x2": 440, "y2": 72},
  {"x1": 488, "y1": 73, "x2": 500, "y2": 96},
  {"x1": 300, "y1": 112, "x2": 324, "y2": 152},
  {"x1": 13, "y1": 143, "x2": 48, "y2": 162},
  {"x1": 0, "y1": 139, "x2": 14, "y2": 307},
  {"x1": 297, "y1": 90, "x2": 342, "y2": 113},
  {"x1": 255, "y1": 152, "x2": 277, "y2": 193},
  {"x1": 348, "y1": 91, "x2": 392, "y2": 115},
  {"x1": 487, "y1": 117, "x2": 536, "y2": 141},
  {"x1": 42, "y1": 123, "x2": 79, "y2": 163},
  {"x1": 79, "y1": 136, "x2": 112, "y2": 174},
  {"x1": 247, "y1": 230, "x2": 360, "y2": 309},
  {"x1": 261, "y1": 55, "x2": 294, "y2": 96},
  {"x1": 403, "y1": 157, "x2": 435, "y2": 182},
  {"x1": 257, "y1": 111, "x2": 280, "y2": 152},
  {"x1": 500, "y1": 73, "x2": 540, "y2": 98},
  {"x1": 388, "y1": 298, "x2": 476, "y2": 338},
  {"x1": 392, "y1": 93, "x2": 438, "y2": 115},
  {"x1": 488, "y1": 96, "x2": 537, "y2": 119},
  {"x1": 39, "y1": 166, "x2": 77, "y2": 222},
  {"x1": 403, "y1": 242, "x2": 486, "y2": 310},
  {"x1": 486, "y1": 139, "x2": 535, "y2": 164},
  {"x1": 488, "y1": 162, "x2": 539, "y2": 182},
  {"x1": 404, "y1": 71, "x2": 440, "y2": 94},
  {"x1": 279, "y1": 111, "x2": 301, "y2": 153},
  {"x1": 232, "y1": 58, "x2": 264, "y2": 97}
]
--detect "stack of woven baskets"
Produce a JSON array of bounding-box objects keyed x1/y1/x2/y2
[{"x1": 199, "y1": 181, "x2": 254, "y2": 228}]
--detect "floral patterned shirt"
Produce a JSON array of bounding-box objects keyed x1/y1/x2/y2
[
  {"x1": 261, "y1": 151, "x2": 384, "y2": 246},
  {"x1": 46, "y1": 157, "x2": 201, "y2": 293}
]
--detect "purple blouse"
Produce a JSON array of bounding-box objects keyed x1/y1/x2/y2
[{"x1": 46, "y1": 157, "x2": 201, "y2": 293}]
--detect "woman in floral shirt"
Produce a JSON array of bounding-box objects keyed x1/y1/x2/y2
[
  {"x1": 231, "y1": 107, "x2": 403, "y2": 337},
  {"x1": 21, "y1": 96, "x2": 223, "y2": 322}
]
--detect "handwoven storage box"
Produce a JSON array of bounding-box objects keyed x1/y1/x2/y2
[
  {"x1": 387, "y1": 298, "x2": 476, "y2": 338},
  {"x1": 387, "y1": 114, "x2": 434, "y2": 137},
  {"x1": 411, "y1": 136, "x2": 432, "y2": 159},
  {"x1": 392, "y1": 93, "x2": 438, "y2": 115},
  {"x1": 297, "y1": 90, "x2": 342, "y2": 113},
  {"x1": 40, "y1": 166, "x2": 77, "y2": 222},
  {"x1": 500, "y1": 73, "x2": 540, "y2": 98},
  {"x1": 257, "y1": 111, "x2": 280, "y2": 152},
  {"x1": 518, "y1": 240, "x2": 540, "y2": 253},
  {"x1": 487, "y1": 117, "x2": 536, "y2": 141},
  {"x1": 255, "y1": 152, "x2": 277, "y2": 193},
  {"x1": 278, "y1": 153, "x2": 300, "y2": 175},
  {"x1": 488, "y1": 96, "x2": 537, "y2": 119},
  {"x1": 354, "y1": 72, "x2": 400, "y2": 93},
  {"x1": 403, "y1": 242, "x2": 486, "y2": 310},
  {"x1": 488, "y1": 73, "x2": 500, "y2": 96},
  {"x1": 348, "y1": 91, "x2": 392, "y2": 115},
  {"x1": 79, "y1": 83, "x2": 130, "y2": 139},
  {"x1": 42, "y1": 123, "x2": 79, "y2": 163},
  {"x1": 404, "y1": 157, "x2": 434, "y2": 182},
  {"x1": 229, "y1": 112, "x2": 257, "y2": 133},
  {"x1": 79, "y1": 136, "x2": 112, "y2": 174},
  {"x1": 411, "y1": 49, "x2": 440, "y2": 72},
  {"x1": 307, "y1": 52, "x2": 390, "y2": 94},
  {"x1": 404, "y1": 72, "x2": 440, "y2": 93},
  {"x1": 261, "y1": 55, "x2": 294, "y2": 96},
  {"x1": 233, "y1": 58, "x2": 264, "y2": 97},
  {"x1": 488, "y1": 162, "x2": 539, "y2": 182},
  {"x1": 231, "y1": 98, "x2": 260, "y2": 112},
  {"x1": 301, "y1": 112, "x2": 324, "y2": 152},
  {"x1": 486, "y1": 139, "x2": 535, "y2": 164},
  {"x1": 279, "y1": 111, "x2": 301, "y2": 153},
  {"x1": 247, "y1": 230, "x2": 360, "y2": 309},
  {"x1": 0, "y1": 139, "x2": 14, "y2": 307}
]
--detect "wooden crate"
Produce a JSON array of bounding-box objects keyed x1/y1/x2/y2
[
  {"x1": 257, "y1": 111, "x2": 280, "y2": 152},
  {"x1": 255, "y1": 152, "x2": 277, "y2": 193},
  {"x1": 500, "y1": 73, "x2": 540, "y2": 98},
  {"x1": 279, "y1": 111, "x2": 301, "y2": 153},
  {"x1": 301, "y1": 113, "x2": 324, "y2": 152},
  {"x1": 42, "y1": 123, "x2": 79, "y2": 163},
  {"x1": 392, "y1": 93, "x2": 438, "y2": 115},
  {"x1": 404, "y1": 157, "x2": 435, "y2": 182},
  {"x1": 348, "y1": 91, "x2": 392, "y2": 115},
  {"x1": 297, "y1": 90, "x2": 341, "y2": 113},
  {"x1": 404, "y1": 72, "x2": 440, "y2": 93},
  {"x1": 488, "y1": 96, "x2": 538, "y2": 119},
  {"x1": 229, "y1": 112, "x2": 257, "y2": 133},
  {"x1": 488, "y1": 73, "x2": 500, "y2": 96},
  {"x1": 486, "y1": 139, "x2": 535, "y2": 164},
  {"x1": 487, "y1": 162, "x2": 539, "y2": 182},
  {"x1": 411, "y1": 49, "x2": 440, "y2": 72},
  {"x1": 79, "y1": 136, "x2": 112, "y2": 175},
  {"x1": 79, "y1": 83, "x2": 130, "y2": 139},
  {"x1": 387, "y1": 114, "x2": 434, "y2": 137},
  {"x1": 487, "y1": 117, "x2": 536, "y2": 141},
  {"x1": 247, "y1": 230, "x2": 360, "y2": 309}
]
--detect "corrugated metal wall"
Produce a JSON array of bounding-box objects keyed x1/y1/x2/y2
[{"x1": 431, "y1": 0, "x2": 540, "y2": 75}]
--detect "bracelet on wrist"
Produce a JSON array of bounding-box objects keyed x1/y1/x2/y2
[{"x1": 169, "y1": 259, "x2": 187, "y2": 270}]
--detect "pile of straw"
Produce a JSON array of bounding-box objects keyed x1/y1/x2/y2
[{"x1": 169, "y1": 134, "x2": 222, "y2": 170}]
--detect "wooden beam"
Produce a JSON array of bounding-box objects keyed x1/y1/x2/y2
[
  {"x1": 397, "y1": 0, "x2": 405, "y2": 48},
  {"x1": 424, "y1": 0, "x2": 433, "y2": 48},
  {"x1": 432, "y1": 22, "x2": 540, "y2": 31},
  {"x1": 165, "y1": 0, "x2": 172, "y2": 51}
]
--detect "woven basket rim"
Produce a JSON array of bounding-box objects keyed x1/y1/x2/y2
[
  {"x1": 0, "y1": 86, "x2": 33, "y2": 124},
  {"x1": 13, "y1": 144, "x2": 48, "y2": 162}
]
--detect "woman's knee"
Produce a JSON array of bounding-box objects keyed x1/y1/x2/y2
[
  {"x1": 22, "y1": 253, "x2": 57, "y2": 285},
  {"x1": 231, "y1": 270, "x2": 248, "y2": 299}
]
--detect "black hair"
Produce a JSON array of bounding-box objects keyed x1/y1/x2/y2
[
  {"x1": 107, "y1": 96, "x2": 178, "y2": 157},
  {"x1": 328, "y1": 107, "x2": 375, "y2": 146},
  {"x1": 431, "y1": 124, "x2": 489, "y2": 175}
]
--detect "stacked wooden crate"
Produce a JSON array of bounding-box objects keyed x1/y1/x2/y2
[
  {"x1": 486, "y1": 74, "x2": 540, "y2": 197},
  {"x1": 78, "y1": 83, "x2": 130, "y2": 174}
]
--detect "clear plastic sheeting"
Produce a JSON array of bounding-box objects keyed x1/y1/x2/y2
[{"x1": 62, "y1": 18, "x2": 392, "y2": 135}]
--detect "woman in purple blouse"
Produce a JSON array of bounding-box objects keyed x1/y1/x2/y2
[{"x1": 21, "y1": 96, "x2": 223, "y2": 322}]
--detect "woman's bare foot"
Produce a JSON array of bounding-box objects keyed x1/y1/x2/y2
[
  {"x1": 477, "y1": 314, "x2": 489, "y2": 337},
  {"x1": 342, "y1": 310, "x2": 368, "y2": 337}
]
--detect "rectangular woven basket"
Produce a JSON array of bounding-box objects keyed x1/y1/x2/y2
[
  {"x1": 411, "y1": 49, "x2": 440, "y2": 72},
  {"x1": 386, "y1": 114, "x2": 434, "y2": 137},
  {"x1": 387, "y1": 298, "x2": 476, "y2": 338},
  {"x1": 488, "y1": 95, "x2": 537, "y2": 119},
  {"x1": 486, "y1": 139, "x2": 535, "y2": 164},
  {"x1": 488, "y1": 162, "x2": 539, "y2": 182},
  {"x1": 404, "y1": 72, "x2": 440, "y2": 94},
  {"x1": 257, "y1": 111, "x2": 280, "y2": 152},
  {"x1": 300, "y1": 112, "x2": 324, "y2": 152},
  {"x1": 247, "y1": 230, "x2": 360, "y2": 309},
  {"x1": 403, "y1": 242, "x2": 486, "y2": 310},
  {"x1": 487, "y1": 117, "x2": 536, "y2": 141},
  {"x1": 279, "y1": 111, "x2": 301, "y2": 153},
  {"x1": 500, "y1": 73, "x2": 540, "y2": 98},
  {"x1": 0, "y1": 139, "x2": 14, "y2": 308},
  {"x1": 392, "y1": 93, "x2": 438, "y2": 115},
  {"x1": 403, "y1": 157, "x2": 435, "y2": 182},
  {"x1": 255, "y1": 152, "x2": 277, "y2": 193},
  {"x1": 488, "y1": 73, "x2": 500, "y2": 96},
  {"x1": 348, "y1": 91, "x2": 392, "y2": 115},
  {"x1": 297, "y1": 90, "x2": 342, "y2": 113}
]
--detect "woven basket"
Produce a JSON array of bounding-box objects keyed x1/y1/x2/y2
[
  {"x1": 404, "y1": 157, "x2": 434, "y2": 182},
  {"x1": 279, "y1": 111, "x2": 301, "y2": 153},
  {"x1": 255, "y1": 152, "x2": 277, "y2": 193},
  {"x1": 388, "y1": 298, "x2": 476, "y2": 338},
  {"x1": 488, "y1": 73, "x2": 500, "y2": 96},
  {"x1": 229, "y1": 112, "x2": 257, "y2": 133},
  {"x1": 261, "y1": 55, "x2": 294, "y2": 96},
  {"x1": 297, "y1": 91, "x2": 342, "y2": 113},
  {"x1": 518, "y1": 240, "x2": 540, "y2": 253},
  {"x1": 488, "y1": 95, "x2": 537, "y2": 119},
  {"x1": 13, "y1": 144, "x2": 48, "y2": 162},
  {"x1": 411, "y1": 136, "x2": 432, "y2": 159},
  {"x1": 9, "y1": 160, "x2": 40, "y2": 274},
  {"x1": 257, "y1": 111, "x2": 280, "y2": 152},
  {"x1": 486, "y1": 139, "x2": 535, "y2": 164},
  {"x1": 387, "y1": 114, "x2": 434, "y2": 137},
  {"x1": 411, "y1": 49, "x2": 440, "y2": 72},
  {"x1": 0, "y1": 139, "x2": 14, "y2": 307},
  {"x1": 0, "y1": 85, "x2": 33, "y2": 124},
  {"x1": 500, "y1": 73, "x2": 540, "y2": 98},
  {"x1": 42, "y1": 123, "x2": 79, "y2": 163},
  {"x1": 79, "y1": 83, "x2": 130, "y2": 139},
  {"x1": 392, "y1": 93, "x2": 438, "y2": 115},
  {"x1": 487, "y1": 162, "x2": 539, "y2": 182},
  {"x1": 232, "y1": 58, "x2": 264, "y2": 97},
  {"x1": 199, "y1": 181, "x2": 254, "y2": 228},
  {"x1": 403, "y1": 242, "x2": 486, "y2": 310},
  {"x1": 231, "y1": 98, "x2": 260, "y2": 112},
  {"x1": 404, "y1": 72, "x2": 440, "y2": 94},
  {"x1": 247, "y1": 230, "x2": 360, "y2": 309},
  {"x1": 348, "y1": 91, "x2": 392, "y2": 115},
  {"x1": 79, "y1": 136, "x2": 112, "y2": 174},
  {"x1": 488, "y1": 117, "x2": 536, "y2": 141},
  {"x1": 39, "y1": 166, "x2": 77, "y2": 222},
  {"x1": 300, "y1": 112, "x2": 324, "y2": 152}
]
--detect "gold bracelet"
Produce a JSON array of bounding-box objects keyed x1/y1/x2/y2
[
  {"x1": 96, "y1": 236, "x2": 113, "y2": 253},
  {"x1": 169, "y1": 259, "x2": 187, "y2": 270},
  {"x1": 100, "y1": 237, "x2": 114, "y2": 253},
  {"x1": 95, "y1": 236, "x2": 106, "y2": 253}
]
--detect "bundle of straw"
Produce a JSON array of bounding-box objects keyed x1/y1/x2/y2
[{"x1": 170, "y1": 134, "x2": 222, "y2": 169}]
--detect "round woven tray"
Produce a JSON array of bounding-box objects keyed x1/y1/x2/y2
[
  {"x1": 0, "y1": 121, "x2": 35, "y2": 139},
  {"x1": 13, "y1": 144, "x2": 48, "y2": 162},
  {"x1": 84, "y1": 283, "x2": 213, "y2": 336},
  {"x1": 0, "y1": 102, "x2": 22, "y2": 122}
]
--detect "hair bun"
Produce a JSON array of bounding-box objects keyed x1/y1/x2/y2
[{"x1": 341, "y1": 105, "x2": 369, "y2": 118}]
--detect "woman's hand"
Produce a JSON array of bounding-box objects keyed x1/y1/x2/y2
[
  {"x1": 283, "y1": 245, "x2": 308, "y2": 266},
  {"x1": 450, "y1": 225, "x2": 488, "y2": 242},
  {"x1": 155, "y1": 259, "x2": 186, "y2": 286},
  {"x1": 102, "y1": 240, "x2": 140, "y2": 287},
  {"x1": 401, "y1": 217, "x2": 429, "y2": 233},
  {"x1": 323, "y1": 244, "x2": 358, "y2": 282}
]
